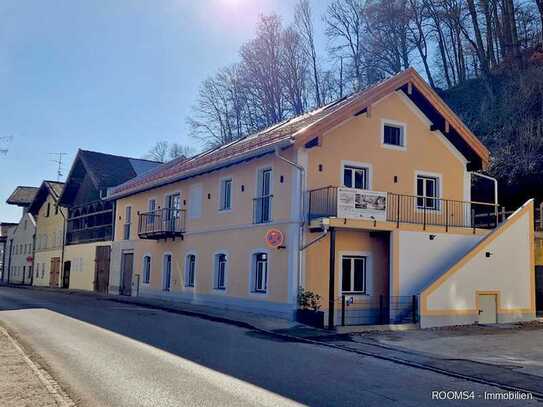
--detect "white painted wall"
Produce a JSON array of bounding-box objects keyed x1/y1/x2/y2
[
  {"x1": 426, "y1": 208, "x2": 532, "y2": 311},
  {"x1": 396, "y1": 231, "x2": 485, "y2": 296}
]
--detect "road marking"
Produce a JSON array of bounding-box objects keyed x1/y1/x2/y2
[{"x1": 0, "y1": 327, "x2": 75, "y2": 407}]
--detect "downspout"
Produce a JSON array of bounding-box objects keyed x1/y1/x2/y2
[
  {"x1": 30, "y1": 230, "x2": 35, "y2": 286},
  {"x1": 274, "y1": 146, "x2": 305, "y2": 299},
  {"x1": 328, "y1": 228, "x2": 336, "y2": 329},
  {"x1": 7, "y1": 238, "x2": 13, "y2": 284},
  {"x1": 59, "y1": 206, "x2": 67, "y2": 288}
]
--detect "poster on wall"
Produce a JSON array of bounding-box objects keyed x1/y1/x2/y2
[{"x1": 337, "y1": 188, "x2": 387, "y2": 221}]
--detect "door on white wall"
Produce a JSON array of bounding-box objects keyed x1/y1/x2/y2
[{"x1": 478, "y1": 294, "x2": 497, "y2": 324}]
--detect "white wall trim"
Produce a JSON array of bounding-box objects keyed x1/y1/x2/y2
[
  {"x1": 248, "y1": 247, "x2": 271, "y2": 298},
  {"x1": 162, "y1": 251, "x2": 173, "y2": 291},
  {"x1": 338, "y1": 250, "x2": 373, "y2": 297},
  {"x1": 141, "y1": 252, "x2": 152, "y2": 285},
  {"x1": 183, "y1": 250, "x2": 198, "y2": 290},
  {"x1": 217, "y1": 176, "x2": 234, "y2": 213},
  {"x1": 212, "y1": 249, "x2": 230, "y2": 294},
  {"x1": 380, "y1": 118, "x2": 407, "y2": 151},
  {"x1": 340, "y1": 160, "x2": 374, "y2": 190}
]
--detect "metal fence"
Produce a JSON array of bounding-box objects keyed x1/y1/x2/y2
[
  {"x1": 138, "y1": 208, "x2": 186, "y2": 239},
  {"x1": 338, "y1": 294, "x2": 418, "y2": 326}
]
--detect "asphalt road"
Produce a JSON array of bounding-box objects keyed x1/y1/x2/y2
[{"x1": 0, "y1": 287, "x2": 534, "y2": 406}]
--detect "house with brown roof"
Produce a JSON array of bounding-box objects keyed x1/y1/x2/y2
[
  {"x1": 4, "y1": 186, "x2": 39, "y2": 285},
  {"x1": 57, "y1": 150, "x2": 161, "y2": 292},
  {"x1": 108, "y1": 69, "x2": 535, "y2": 328}
]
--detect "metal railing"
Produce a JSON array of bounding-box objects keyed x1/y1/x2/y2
[
  {"x1": 253, "y1": 195, "x2": 273, "y2": 224},
  {"x1": 339, "y1": 295, "x2": 418, "y2": 326},
  {"x1": 308, "y1": 186, "x2": 500, "y2": 230},
  {"x1": 138, "y1": 208, "x2": 186, "y2": 239}
]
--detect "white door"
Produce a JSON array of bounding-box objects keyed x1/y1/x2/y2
[{"x1": 478, "y1": 294, "x2": 497, "y2": 324}]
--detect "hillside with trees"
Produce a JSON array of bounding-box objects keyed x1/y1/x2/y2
[{"x1": 187, "y1": 0, "x2": 543, "y2": 207}]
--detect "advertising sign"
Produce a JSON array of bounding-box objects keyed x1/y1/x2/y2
[{"x1": 337, "y1": 188, "x2": 387, "y2": 221}]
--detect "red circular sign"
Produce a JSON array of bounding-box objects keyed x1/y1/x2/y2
[
  {"x1": 26, "y1": 256, "x2": 33, "y2": 263},
  {"x1": 265, "y1": 229, "x2": 284, "y2": 248}
]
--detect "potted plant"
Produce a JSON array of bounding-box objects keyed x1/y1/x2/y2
[{"x1": 296, "y1": 288, "x2": 324, "y2": 328}]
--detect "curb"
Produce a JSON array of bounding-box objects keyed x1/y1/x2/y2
[{"x1": 1, "y1": 327, "x2": 75, "y2": 407}]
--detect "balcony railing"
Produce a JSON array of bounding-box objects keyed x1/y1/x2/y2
[
  {"x1": 308, "y1": 186, "x2": 500, "y2": 230},
  {"x1": 138, "y1": 208, "x2": 186, "y2": 239},
  {"x1": 253, "y1": 195, "x2": 273, "y2": 224}
]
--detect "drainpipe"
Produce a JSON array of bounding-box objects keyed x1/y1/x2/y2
[
  {"x1": 7, "y1": 238, "x2": 13, "y2": 284},
  {"x1": 30, "y1": 231, "x2": 35, "y2": 286},
  {"x1": 274, "y1": 146, "x2": 305, "y2": 297},
  {"x1": 328, "y1": 228, "x2": 336, "y2": 329},
  {"x1": 59, "y1": 206, "x2": 67, "y2": 288}
]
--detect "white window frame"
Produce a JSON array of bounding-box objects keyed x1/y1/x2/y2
[
  {"x1": 253, "y1": 252, "x2": 269, "y2": 293},
  {"x1": 255, "y1": 167, "x2": 273, "y2": 224},
  {"x1": 339, "y1": 251, "x2": 372, "y2": 296},
  {"x1": 162, "y1": 252, "x2": 173, "y2": 291},
  {"x1": 142, "y1": 253, "x2": 152, "y2": 285},
  {"x1": 184, "y1": 252, "x2": 197, "y2": 288},
  {"x1": 415, "y1": 170, "x2": 443, "y2": 212},
  {"x1": 248, "y1": 248, "x2": 271, "y2": 296},
  {"x1": 340, "y1": 160, "x2": 373, "y2": 190},
  {"x1": 341, "y1": 256, "x2": 367, "y2": 294},
  {"x1": 213, "y1": 251, "x2": 228, "y2": 291},
  {"x1": 218, "y1": 177, "x2": 233, "y2": 212},
  {"x1": 381, "y1": 119, "x2": 407, "y2": 151},
  {"x1": 147, "y1": 198, "x2": 157, "y2": 225},
  {"x1": 123, "y1": 206, "x2": 132, "y2": 240}
]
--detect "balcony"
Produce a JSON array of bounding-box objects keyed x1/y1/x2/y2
[
  {"x1": 66, "y1": 224, "x2": 113, "y2": 245},
  {"x1": 138, "y1": 208, "x2": 186, "y2": 240},
  {"x1": 308, "y1": 186, "x2": 501, "y2": 231}
]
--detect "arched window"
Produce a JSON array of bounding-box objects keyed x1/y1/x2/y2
[
  {"x1": 214, "y1": 253, "x2": 227, "y2": 290},
  {"x1": 142, "y1": 255, "x2": 151, "y2": 284},
  {"x1": 185, "y1": 254, "x2": 196, "y2": 287}
]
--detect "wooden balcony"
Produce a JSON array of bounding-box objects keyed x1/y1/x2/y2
[
  {"x1": 138, "y1": 208, "x2": 186, "y2": 240},
  {"x1": 308, "y1": 186, "x2": 501, "y2": 231}
]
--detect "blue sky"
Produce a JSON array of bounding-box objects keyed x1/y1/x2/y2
[{"x1": 0, "y1": 0, "x2": 331, "y2": 222}]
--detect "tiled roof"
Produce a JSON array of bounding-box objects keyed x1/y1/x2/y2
[
  {"x1": 110, "y1": 68, "x2": 489, "y2": 199},
  {"x1": 6, "y1": 186, "x2": 39, "y2": 207}
]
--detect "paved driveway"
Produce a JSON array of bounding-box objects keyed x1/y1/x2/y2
[{"x1": 0, "y1": 287, "x2": 536, "y2": 406}]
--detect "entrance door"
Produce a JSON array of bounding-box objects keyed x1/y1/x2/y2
[
  {"x1": 62, "y1": 261, "x2": 71, "y2": 288},
  {"x1": 49, "y1": 257, "x2": 60, "y2": 288},
  {"x1": 478, "y1": 294, "x2": 497, "y2": 324},
  {"x1": 120, "y1": 253, "x2": 134, "y2": 296},
  {"x1": 536, "y1": 266, "x2": 543, "y2": 315},
  {"x1": 94, "y1": 246, "x2": 111, "y2": 294}
]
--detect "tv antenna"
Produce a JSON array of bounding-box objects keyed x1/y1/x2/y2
[
  {"x1": 49, "y1": 152, "x2": 68, "y2": 181},
  {"x1": 0, "y1": 135, "x2": 13, "y2": 156}
]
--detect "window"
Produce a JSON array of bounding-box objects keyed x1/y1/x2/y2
[
  {"x1": 416, "y1": 175, "x2": 440, "y2": 210},
  {"x1": 46, "y1": 202, "x2": 51, "y2": 217},
  {"x1": 123, "y1": 206, "x2": 132, "y2": 240},
  {"x1": 55, "y1": 205, "x2": 59, "y2": 215},
  {"x1": 188, "y1": 185, "x2": 203, "y2": 219},
  {"x1": 142, "y1": 255, "x2": 151, "y2": 284},
  {"x1": 255, "y1": 169, "x2": 272, "y2": 224},
  {"x1": 163, "y1": 254, "x2": 172, "y2": 291},
  {"x1": 214, "y1": 253, "x2": 227, "y2": 289},
  {"x1": 185, "y1": 254, "x2": 196, "y2": 287},
  {"x1": 253, "y1": 252, "x2": 268, "y2": 293},
  {"x1": 41, "y1": 264, "x2": 45, "y2": 278},
  {"x1": 35, "y1": 264, "x2": 40, "y2": 278},
  {"x1": 219, "y1": 179, "x2": 232, "y2": 211},
  {"x1": 148, "y1": 199, "x2": 156, "y2": 224},
  {"x1": 341, "y1": 256, "x2": 366, "y2": 294},
  {"x1": 382, "y1": 123, "x2": 405, "y2": 147},
  {"x1": 343, "y1": 166, "x2": 368, "y2": 189}
]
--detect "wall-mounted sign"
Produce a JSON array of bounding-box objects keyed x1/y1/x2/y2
[
  {"x1": 26, "y1": 256, "x2": 33, "y2": 263},
  {"x1": 265, "y1": 228, "x2": 284, "y2": 248},
  {"x1": 337, "y1": 188, "x2": 387, "y2": 221}
]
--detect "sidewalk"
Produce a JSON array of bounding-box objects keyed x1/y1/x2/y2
[{"x1": 0, "y1": 327, "x2": 73, "y2": 407}]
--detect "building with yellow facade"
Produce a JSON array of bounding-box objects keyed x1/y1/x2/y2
[
  {"x1": 29, "y1": 181, "x2": 66, "y2": 288},
  {"x1": 106, "y1": 69, "x2": 535, "y2": 328}
]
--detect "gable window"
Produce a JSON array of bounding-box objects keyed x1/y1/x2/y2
[
  {"x1": 185, "y1": 254, "x2": 196, "y2": 287},
  {"x1": 214, "y1": 253, "x2": 227, "y2": 290},
  {"x1": 341, "y1": 256, "x2": 366, "y2": 294},
  {"x1": 219, "y1": 179, "x2": 232, "y2": 211},
  {"x1": 253, "y1": 252, "x2": 268, "y2": 293},
  {"x1": 343, "y1": 166, "x2": 368, "y2": 190},
  {"x1": 55, "y1": 204, "x2": 59, "y2": 215},
  {"x1": 142, "y1": 255, "x2": 151, "y2": 284},
  {"x1": 46, "y1": 202, "x2": 51, "y2": 217},
  {"x1": 416, "y1": 174, "x2": 440, "y2": 210},
  {"x1": 123, "y1": 206, "x2": 132, "y2": 240},
  {"x1": 382, "y1": 121, "x2": 406, "y2": 149}
]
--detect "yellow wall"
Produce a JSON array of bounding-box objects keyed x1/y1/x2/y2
[
  {"x1": 33, "y1": 193, "x2": 65, "y2": 287},
  {"x1": 113, "y1": 153, "x2": 298, "y2": 308},
  {"x1": 64, "y1": 242, "x2": 110, "y2": 291},
  {"x1": 535, "y1": 238, "x2": 543, "y2": 266},
  {"x1": 304, "y1": 92, "x2": 466, "y2": 201}
]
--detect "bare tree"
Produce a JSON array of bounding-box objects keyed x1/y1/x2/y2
[
  {"x1": 295, "y1": 0, "x2": 322, "y2": 106},
  {"x1": 145, "y1": 141, "x2": 195, "y2": 162}
]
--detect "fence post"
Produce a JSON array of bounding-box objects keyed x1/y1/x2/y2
[
  {"x1": 341, "y1": 295, "x2": 346, "y2": 326},
  {"x1": 494, "y1": 205, "x2": 499, "y2": 228},
  {"x1": 412, "y1": 295, "x2": 417, "y2": 323},
  {"x1": 423, "y1": 203, "x2": 427, "y2": 231},
  {"x1": 501, "y1": 206, "x2": 506, "y2": 223},
  {"x1": 471, "y1": 209, "x2": 476, "y2": 234},
  {"x1": 445, "y1": 200, "x2": 449, "y2": 232}
]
